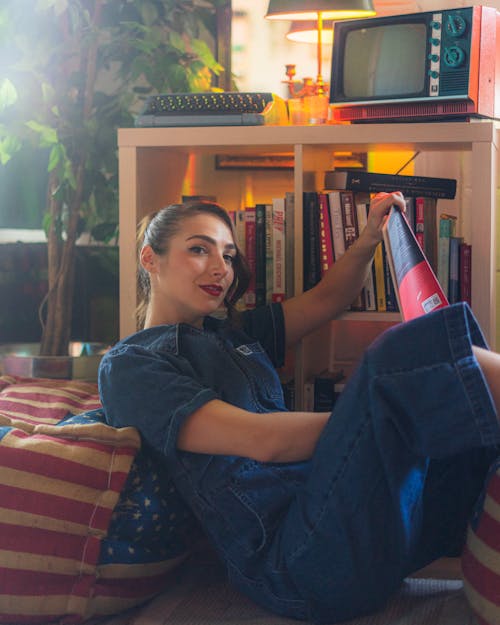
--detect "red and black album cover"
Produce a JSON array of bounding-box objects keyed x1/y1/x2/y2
[{"x1": 383, "y1": 207, "x2": 448, "y2": 321}]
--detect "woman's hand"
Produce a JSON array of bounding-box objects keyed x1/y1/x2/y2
[{"x1": 362, "y1": 191, "x2": 406, "y2": 246}]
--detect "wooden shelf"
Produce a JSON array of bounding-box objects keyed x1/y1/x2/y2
[{"x1": 118, "y1": 120, "x2": 499, "y2": 406}]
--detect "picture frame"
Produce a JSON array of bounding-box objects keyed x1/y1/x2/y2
[{"x1": 215, "y1": 152, "x2": 367, "y2": 171}]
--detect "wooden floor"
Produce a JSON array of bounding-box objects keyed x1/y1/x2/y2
[{"x1": 89, "y1": 554, "x2": 474, "y2": 625}]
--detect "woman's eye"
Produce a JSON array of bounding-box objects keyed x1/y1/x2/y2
[
  {"x1": 189, "y1": 245, "x2": 207, "y2": 255},
  {"x1": 224, "y1": 254, "x2": 235, "y2": 265}
]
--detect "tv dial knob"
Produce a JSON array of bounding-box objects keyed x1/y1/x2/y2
[
  {"x1": 445, "y1": 14, "x2": 467, "y2": 37},
  {"x1": 443, "y1": 46, "x2": 465, "y2": 68},
  {"x1": 428, "y1": 70, "x2": 439, "y2": 79},
  {"x1": 431, "y1": 37, "x2": 440, "y2": 47},
  {"x1": 428, "y1": 53, "x2": 439, "y2": 63},
  {"x1": 431, "y1": 21, "x2": 441, "y2": 30}
]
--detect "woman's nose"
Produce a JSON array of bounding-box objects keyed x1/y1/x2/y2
[{"x1": 211, "y1": 253, "x2": 228, "y2": 276}]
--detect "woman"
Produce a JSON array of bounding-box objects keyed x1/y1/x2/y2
[{"x1": 98, "y1": 196, "x2": 500, "y2": 623}]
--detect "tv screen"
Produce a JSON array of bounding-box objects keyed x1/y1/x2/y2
[{"x1": 342, "y1": 23, "x2": 427, "y2": 98}]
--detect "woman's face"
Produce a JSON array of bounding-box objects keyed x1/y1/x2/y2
[{"x1": 142, "y1": 213, "x2": 236, "y2": 327}]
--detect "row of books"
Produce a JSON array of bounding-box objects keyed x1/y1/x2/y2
[
  {"x1": 229, "y1": 170, "x2": 471, "y2": 312},
  {"x1": 230, "y1": 195, "x2": 294, "y2": 308},
  {"x1": 436, "y1": 213, "x2": 472, "y2": 305}
]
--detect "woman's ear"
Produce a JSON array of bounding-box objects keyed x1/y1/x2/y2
[{"x1": 140, "y1": 245, "x2": 158, "y2": 273}]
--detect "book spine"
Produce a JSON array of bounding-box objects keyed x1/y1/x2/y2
[
  {"x1": 254, "y1": 204, "x2": 267, "y2": 307},
  {"x1": 243, "y1": 207, "x2": 256, "y2": 309},
  {"x1": 355, "y1": 200, "x2": 377, "y2": 311},
  {"x1": 404, "y1": 196, "x2": 415, "y2": 232},
  {"x1": 415, "y1": 196, "x2": 425, "y2": 250},
  {"x1": 340, "y1": 191, "x2": 363, "y2": 310},
  {"x1": 340, "y1": 191, "x2": 358, "y2": 249},
  {"x1": 303, "y1": 192, "x2": 321, "y2": 291},
  {"x1": 382, "y1": 241, "x2": 399, "y2": 312},
  {"x1": 324, "y1": 170, "x2": 457, "y2": 199},
  {"x1": 265, "y1": 203, "x2": 273, "y2": 304},
  {"x1": 284, "y1": 191, "x2": 295, "y2": 299},
  {"x1": 313, "y1": 373, "x2": 345, "y2": 412},
  {"x1": 448, "y1": 235, "x2": 463, "y2": 304},
  {"x1": 373, "y1": 242, "x2": 387, "y2": 312},
  {"x1": 437, "y1": 214, "x2": 456, "y2": 298},
  {"x1": 271, "y1": 197, "x2": 286, "y2": 303},
  {"x1": 459, "y1": 242, "x2": 472, "y2": 306},
  {"x1": 318, "y1": 192, "x2": 334, "y2": 276},
  {"x1": 327, "y1": 191, "x2": 346, "y2": 261}
]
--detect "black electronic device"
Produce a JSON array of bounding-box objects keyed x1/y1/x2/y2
[{"x1": 135, "y1": 92, "x2": 288, "y2": 127}]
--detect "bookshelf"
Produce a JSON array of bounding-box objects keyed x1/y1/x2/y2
[{"x1": 118, "y1": 121, "x2": 499, "y2": 408}]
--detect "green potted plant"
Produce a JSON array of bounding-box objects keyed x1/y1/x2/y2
[{"x1": 0, "y1": 0, "x2": 225, "y2": 365}]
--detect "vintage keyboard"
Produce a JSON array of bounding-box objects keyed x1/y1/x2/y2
[{"x1": 135, "y1": 92, "x2": 288, "y2": 127}]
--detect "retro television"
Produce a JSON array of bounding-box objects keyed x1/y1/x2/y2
[{"x1": 329, "y1": 6, "x2": 500, "y2": 123}]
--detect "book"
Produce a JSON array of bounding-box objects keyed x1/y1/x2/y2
[
  {"x1": 271, "y1": 197, "x2": 286, "y2": 303},
  {"x1": 254, "y1": 204, "x2": 267, "y2": 307},
  {"x1": 318, "y1": 192, "x2": 334, "y2": 276},
  {"x1": 437, "y1": 213, "x2": 457, "y2": 298},
  {"x1": 243, "y1": 207, "x2": 256, "y2": 309},
  {"x1": 284, "y1": 191, "x2": 295, "y2": 300},
  {"x1": 340, "y1": 191, "x2": 364, "y2": 311},
  {"x1": 448, "y1": 235, "x2": 463, "y2": 304},
  {"x1": 459, "y1": 242, "x2": 472, "y2": 306},
  {"x1": 340, "y1": 191, "x2": 358, "y2": 249},
  {"x1": 324, "y1": 170, "x2": 457, "y2": 200},
  {"x1": 373, "y1": 242, "x2": 387, "y2": 312},
  {"x1": 265, "y1": 204, "x2": 273, "y2": 304},
  {"x1": 382, "y1": 206, "x2": 448, "y2": 321},
  {"x1": 327, "y1": 191, "x2": 346, "y2": 261},
  {"x1": 303, "y1": 369, "x2": 345, "y2": 412},
  {"x1": 303, "y1": 192, "x2": 321, "y2": 291},
  {"x1": 382, "y1": 240, "x2": 399, "y2": 313},
  {"x1": 355, "y1": 199, "x2": 377, "y2": 311},
  {"x1": 414, "y1": 196, "x2": 438, "y2": 272},
  {"x1": 404, "y1": 196, "x2": 415, "y2": 232}
]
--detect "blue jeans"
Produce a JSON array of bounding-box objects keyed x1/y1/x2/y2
[{"x1": 177, "y1": 303, "x2": 500, "y2": 623}]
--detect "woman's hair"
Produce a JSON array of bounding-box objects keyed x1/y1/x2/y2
[{"x1": 136, "y1": 201, "x2": 251, "y2": 328}]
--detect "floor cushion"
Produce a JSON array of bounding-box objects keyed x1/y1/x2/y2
[
  {"x1": 0, "y1": 375, "x2": 196, "y2": 624},
  {"x1": 462, "y1": 458, "x2": 500, "y2": 625}
]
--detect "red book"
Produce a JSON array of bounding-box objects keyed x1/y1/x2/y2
[
  {"x1": 243, "y1": 207, "x2": 256, "y2": 309},
  {"x1": 383, "y1": 207, "x2": 448, "y2": 321},
  {"x1": 317, "y1": 193, "x2": 334, "y2": 276}
]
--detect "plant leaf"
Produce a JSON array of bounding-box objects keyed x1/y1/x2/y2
[{"x1": 0, "y1": 78, "x2": 18, "y2": 112}]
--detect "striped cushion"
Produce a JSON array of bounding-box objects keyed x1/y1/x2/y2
[
  {"x1": 0, "y1": 375, "x2": 190, "y2": 623},
  {"x1": 462, "y1": 459, "x2": 500, "y2": 625}
]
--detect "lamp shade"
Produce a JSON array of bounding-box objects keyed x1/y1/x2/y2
[
  {"x1": 265, "y1": 0, "x2": 376, "y2": 20},
  {"x1": 286, "y1": 20, "x2": 334, "y2": 43}
]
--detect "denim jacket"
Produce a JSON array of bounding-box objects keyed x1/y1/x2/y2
[{"x1": 98, "y1": 304, "x2": 310, "y2": 573}]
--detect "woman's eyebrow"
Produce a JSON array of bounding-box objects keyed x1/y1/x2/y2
[{"x1": 186, "y1": 234, "x2": 236, "y2": 250}]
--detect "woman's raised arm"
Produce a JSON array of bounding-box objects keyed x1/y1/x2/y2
[{"x1": 282, "y1": 192, "x2": 405, "y2": 348}]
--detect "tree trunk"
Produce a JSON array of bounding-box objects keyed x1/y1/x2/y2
[{"x1": 39, "y1": 0, "x2": 104, "y2": 357}]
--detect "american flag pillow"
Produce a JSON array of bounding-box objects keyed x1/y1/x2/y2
[
  {"x1": 462, "y1": 459, "x2": 500, "y2": 625},
  {"x1": 0, "y1": 375, "x2": 191, "y2": 623}
]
